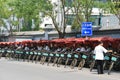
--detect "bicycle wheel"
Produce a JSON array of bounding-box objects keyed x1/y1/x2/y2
[
  {"x1": 78, "y1": 59, "x2": 85, "y2": 70},
  {"x1": 42, "y1": 57, "x2": 46, "y2": 65},
  {"x1": 32, "y1": 55, "x2": 36, "y2": 62},
  {"x1": 27, "y1": 55, "x2": 31, "y2": 62},
  {"x1": 0, "y1": 53, "x2": 2, "y2": 59},
  {"x1": 53, "y1": 57, "x2": 58, "y2": 66},
  {"x1": 40, "y1": 56, "x2": 44, "y2": 64},
  {"x1": 89, "y1": 60, "x2": 95, "y2": 72},
  {"x1": 47, "y1": 57, "x2": 51, "y2": 66},
  {"x1": 57, "y1": 58, "x2": 61, "y2": 67},
  {"x1": 70, "y1": 59, "x2": 75, "y2": 69},
  {"x1": 18, "y1": 54, "x2": 21, "y2": 61},
  {"x1": 103, "y1": 61, "x2": 106, "y2": 70},
  {"x1": 73, "y1": 59, "x2": 77, "y2": 68},
  {"x1": 64, "y1": 58, "x2": 69, "y2": 68},
  {"x1": 5, "y1": 53, "x2": 9, "y2": 59},
  {"x1": 35, "y1": 55, "x2": 39, "y2": 63},
  {"x1": 108, "y1": 62, "x2": 114, "y2": 75}
]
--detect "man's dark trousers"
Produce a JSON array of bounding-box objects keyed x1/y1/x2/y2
[{"x1": 96, "y1": 60, "x2": 104, "y2": 74}]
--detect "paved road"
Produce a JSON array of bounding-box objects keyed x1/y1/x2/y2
[{"x1": 0, "y1": 58, "x2": 120, "y2": 80}]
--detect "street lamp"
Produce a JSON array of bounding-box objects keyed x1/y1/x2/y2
[
  {"x1": 31, "y1": 19, "x2": 35, "y2": 31},
  {"x1": 98, "y1": 0, "x2": 102, "y2": 27},
  {"x1": 98, "y1": 12, "x2": 102, "y2": 27}
]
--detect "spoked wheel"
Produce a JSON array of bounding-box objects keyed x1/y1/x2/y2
[
  {"x1": 35, "y1": 55, "x2": 39, "y2": 63},
  {"x1": 5, "y1": 53, "x2": 9, "y2": 59},
  {"x1": 52, "y1": 57, "x2": 58, "y2": 66},
  {"x1": 89, "y1": 60, "x2": 95, "y2": 72},
  {"x1": 103, "y1": 61, "x2": 106, "y2": 70},
  {"x1": 0, "y1": 53, "x2": 2, "y2": 59},
  {"x1": 42, "y1": 57, "x2": 47, "y2": 65},
  {"x1": 64, "y1": 58, "x2": 69, "y2": 68},
  {"x1": 57, "y1": 58, "x2": 62, "y2": 67},
  {"x1": 12, "y1": 53, "x2": 16, "y2": 59},
  {"x1": 78, "y1": 59, "x2": 85, "y2": 70},
  {"x1": 40, "y1": 56, "x2": 44, "y2": 64},
  {"x1": 47, "y1": 57, "x2": 51, "y2": 66},
  {"x1": 70, "y1": 59, "x2": 77, "y2": 69},
  {"x1": 8, "y1": 53, "x2": 12, "y2": 59},
  {"x1": 70, "y1": 60, "x2": 74, "y2": 69},
  {"x1": 32, "y1": 55, "x2": 36, "y2": 63},
  {"x1": 23, "y1": 54, "x2": 27, "y2": 62},
  {"x1": 40, "y1": 56, "x2": 46, "y2": 64},
  {"x1": 28, "y1": 55, "x2": 32, "y2": 62},
  {"x1": 14, "y1": 54, "x2": 18, "y2": 60},
  {"x1": 108, "y1": 62, "x2": 114, "y2": 75},
  {"x1": 18, "y1": 54, "x2": 21, "y2": 61},
  {"x1": 9, "y1": 53, "x2": 13, "y2": 59}
]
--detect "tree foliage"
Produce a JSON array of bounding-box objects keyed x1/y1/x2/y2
[
  {"x1": 1, "y1": 0, "x2": 119, "y2": 39},
  {"x1": 0, "y1": 0, "x2": 12, "y2": 19},
  {"x1": 45, "y1": 0, "x2": 68, "y2": 38},
  {"x1": 9, "y1": 0, "x2": 52, "y2": 31},
  {"x1": 71, "y1": 0, "x2": 94, "y2": 31},
  {"x1": 0, "y1": 0, "x2": 14, "y2": 35},
  {"x1": 107, "y1": 0, "x2": 120, "y2": 24}
]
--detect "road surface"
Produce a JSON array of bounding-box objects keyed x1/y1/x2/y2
[{"x1": 0, "y1": 58, "x2": 120, "y2": 80}]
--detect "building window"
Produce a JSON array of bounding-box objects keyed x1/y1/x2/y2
[
  {"x1": 65, "y1": 0, "x2": 73, "y2": 7},
  {"x1": 45, "y1": 24, "x2": 53, "y2": 28},
  {"x1": 65, "y1": 14, "x2": 75, "y2": 25}
]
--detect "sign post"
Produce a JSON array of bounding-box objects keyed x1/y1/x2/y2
[{"x1": 81, "y1": 22, "x2": 92, "y2": 37}]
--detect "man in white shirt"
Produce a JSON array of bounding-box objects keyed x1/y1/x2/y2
[{"x1": 94, "y1": 41, "x2": 112, "y2": 74}]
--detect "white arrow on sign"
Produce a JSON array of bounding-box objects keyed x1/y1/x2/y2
[{"x1": 84, "y1": 31, "x2": 90, "y2": 34}]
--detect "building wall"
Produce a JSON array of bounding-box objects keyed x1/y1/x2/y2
[
  {"x1": 92, "y1": 30, "x2": 120, "y2": 38},
  {"x1": 101, "y1": 15, "x2": 119, "y2": 27},
  {"x1": 6, "y1": 29, "x2": 120, "y2": 42}
]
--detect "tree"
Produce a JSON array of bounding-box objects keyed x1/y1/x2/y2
[
  {"x1": 45, "y1": 0, "x2": 70, "y2": 38},
  {"x1": 47, "y1": 0, "x2": 96, "y2": 38},
  {"x1": 71, "y1": 0, "x2": 94, "y2": 31},
  {"x1": 9, "y1": 0, "x2": 52, "y2": 31},
  {"x1": 71, "y1": 0, "x2": 85, "y2": 31},
  {"x1": 107, "y1": 0, "x2": 120, "y2": 25},
  {"x1": 0, "y1": 0, "x2": 14, "y2": 35}
]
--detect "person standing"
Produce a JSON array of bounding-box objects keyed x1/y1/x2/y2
[{"x1": 94, "y1": 41, "x2": 112, "y2": 74}]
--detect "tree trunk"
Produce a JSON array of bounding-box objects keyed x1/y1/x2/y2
[{"x1": 58, "y1": 32, "x2": 64, "y2": 38}]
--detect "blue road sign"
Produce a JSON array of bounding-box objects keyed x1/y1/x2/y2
[{"x1": 81, "y1": 22, "x2": 92, "y2": 36}]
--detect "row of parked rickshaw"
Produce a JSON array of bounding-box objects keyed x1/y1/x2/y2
[{"x1": 0, "y1": 36, "x2": 120, "y2": 75}]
